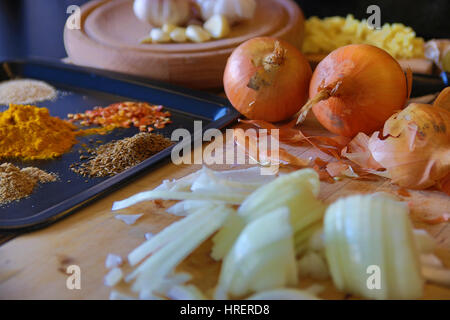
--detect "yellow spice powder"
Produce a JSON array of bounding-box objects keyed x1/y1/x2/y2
[{"x1": 0, "y1": 104, "x2": 78, "y2": 160}]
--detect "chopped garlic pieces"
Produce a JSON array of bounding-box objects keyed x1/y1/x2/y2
[
  {"x1": 170, "y1": 27, "x2": 187, "y2": 43},
  {"x1": 186, "y1": 25, "x2": 211, "y2": 43},
  {"x1": 204, "y1": 15, "x2": 231, "y2": 39},
  {"x1": 162, "y1": 23, "x2": 177, "y2": 34},
  {"x1": 150, "y1": 28, "x2": 171, "y2": 43}
]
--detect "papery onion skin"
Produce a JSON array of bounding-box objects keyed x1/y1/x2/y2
[
  {"x1": 369, "y1": 103, "x2": 450, "y2": 189},
  {"x1": 433, "y1": 87, "x2": 450, "y2": 112},
  {"x1": 309, "y1": 44, "x2": 408, "y2": 137},
  {"x1": 224, "y1": 37, "x2": 312, "y2": 122}
]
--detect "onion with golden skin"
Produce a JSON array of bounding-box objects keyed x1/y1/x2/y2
[
  {"x1": 224, "y1": 37, "x2": 312, "y2": 123},
  {"x1": 297, "y1": 44, "x2": 409, "y2": 138}
]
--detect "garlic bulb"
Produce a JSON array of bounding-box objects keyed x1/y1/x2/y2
[
  {"x1": 195, "y1": 0, "x2": 257, "y2": 24},
  {"x1": 133, "y1": 0, "x2": 191, "y2": 27}
]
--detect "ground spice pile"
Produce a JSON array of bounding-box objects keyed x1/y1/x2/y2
[
  {"x1": 0, "y1": 104, "x2": 113, "y2": 161},
  {"x1": 67, "y1": 101, "x2": 172, "y2": 132},
  {"x1": 0, "y1": 104, "x2": 78, "y2": 160},
  {"x1": 0, "y1": 163, "x2": 57, "y2": 205},
  {"x1": 71, "y1": 133, "x2": 172, "y2": 177},
  {"x1": 0, "y1": 79, "x2": 57, "y2": 105}
]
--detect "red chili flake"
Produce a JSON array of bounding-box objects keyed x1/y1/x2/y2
[{"x1": 67, "y1": 101, "x2": 172, "y2": 132}]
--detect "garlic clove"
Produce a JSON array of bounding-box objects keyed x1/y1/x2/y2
[
  {"x1": 162, "y1": 23, "x2": 177, "y2": 34},
  {"x1": 203, "y1": 15, "x2": 230, "y2": 39},
  {"x1": 150, "y1": 28, "x2": 171, "y2": 43},
  {"x1": 186, "y1": 25, "x2": 211, "y2": 43},
  {"x1": 140, "y1": 36, "x2": 153, "y2": 44},
  {"x1": 170, "y1": 27, "x2": 188, "y2": 43}
]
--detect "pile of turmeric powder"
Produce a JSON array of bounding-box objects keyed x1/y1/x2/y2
[{"x1": 0, "y1": 104, "x2": 78, "y2": 160}]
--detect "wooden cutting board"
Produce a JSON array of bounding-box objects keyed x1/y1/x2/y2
[
  {"x1": 64, "y1": 0, "x2": 305, "y2": 89},
  {"x1": 0, "y1": 115, "x2": 449, "y2": 300}
]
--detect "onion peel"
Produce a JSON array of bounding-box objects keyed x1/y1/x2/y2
[
  {"x1": 419, "y1": 213, "x2": 449, "y2": 225},
  {"x1": 232, "y1": 128, "x2": 310, "y2": 167},
  {"x1": 438, "y1": 173, "x2": 450, "y2": 196},
  {"x1": 341, "y1": 132, "x2": 383, "y2": 170},
  {"x1": 433, "y1": 87, "x2": 450, "y2": 112},
  {"x1": 238, "y1": 119, "x2": 346, "y2": 159},
  {"x1": 368, "y1": 103, "x2": 450, "y2": 189}
]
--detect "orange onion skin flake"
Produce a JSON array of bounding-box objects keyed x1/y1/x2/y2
[
  {"x1": 224, "y1": 37, "x2": 312, "y2": 122},
  {"x1": 369, "y1": 103, "x2": 450, "y2": 190},
  {"x1": 310, "y1": 44, "x2": 408, "y2": 137}
]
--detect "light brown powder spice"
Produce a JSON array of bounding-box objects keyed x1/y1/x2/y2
[
  {"x1": 0, "y1": 163, "x2": 58, "y2": 205},
  {"x1": 0, "y1": 79, "x2": 57, "y2": 105},
  {"x1": 71, "y1": 132, "x2": 172, "y2": 178}
]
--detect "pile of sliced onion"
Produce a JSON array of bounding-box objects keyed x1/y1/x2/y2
[{"x1": 105, "y1": 166, "x2": 449, "y2": 300}]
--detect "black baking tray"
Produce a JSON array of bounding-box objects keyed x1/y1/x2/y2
[{"x1": 0, "y1": 60, "x2": 239, "y2": 230}]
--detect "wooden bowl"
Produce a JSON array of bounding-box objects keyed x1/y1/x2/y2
[{"x1": 64, "y1": 0, "x2": 305, "y2": 89}]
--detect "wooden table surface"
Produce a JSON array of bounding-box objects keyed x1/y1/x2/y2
[{"x1": 0, "y1": 114, "x2": 449, "y2": 300}]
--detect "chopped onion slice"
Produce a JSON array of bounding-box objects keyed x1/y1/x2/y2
[
  {"x1": 297, "y1": 252, "x2": 329, "y2": 280},
  {"x1": 413, "y1": 229, "x2": 436, "y2": 253},
  {"x1": 211, "y1": 169, "x2": 325, "y2": 260},
  {"x1": 191, "y1": 166, "x2": 275, "y2": 194},
  {"x1": 105, "y1": 254, "x2": 123, "y2": 269},
  {"x1": 215, "y1": 207, "x2": 297, "y2": 299},
  {"x1": 153, "y1": 166, "x2": 273, "y2": 194},
  {"x1": 166, "y1": 200, "x2": 221, "y2": 216},
  {"x1": 307, "y1": 228, "x2": 325, "y2": 253},
  {"x1": 104, "y1": 268, "x2": 123, "y2": 287},
  {"x1": 247, "y1": 288, "x2": 319, "y2": 300},
  {"x1": 128, "y1": 206, "x2": 232, "y2": 294},
  {"x1": 153, "y1": 170, "x2": 203, "y2": 192},
  {"x1": 112, "y1": 191, "x2": 245, "y2": 211},
  {"x1": 109, "y1": 290, "x2": 135, "y2": 300},
  {"x1": 154, "y1": 272, "x2": 193, "y2": 295},
  {"x1": 114, "y1": 214, "x2": 143, "y2": 225},
  {"x1": 239, "y1": 169, "x2": 325, "y2": 255},
  {"x1": 167, "y1": 284, "x2": 206, "y2": 300},
  {"x1": 144, "y1": 233, "x2": 154, "y2": 240},
  {"x1": 211, "y1": 211, "x2": 246, "y2": 261},
  {"x1": 128, "y1": 206, "x2": 228, "y2": 266},
  {"x1": 324, "y1": 193, "x2": 423, "y2": 300}
]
